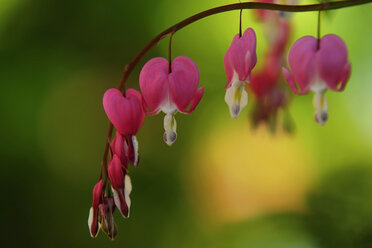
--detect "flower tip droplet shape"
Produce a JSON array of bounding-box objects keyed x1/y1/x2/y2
[
  {"x1": 140, "y1": 56, "x2": 204, "y2": 145},
  {"x1": 224, "y1": 28, "x2": 257, "y2": 118},
  {"x1": 283, "y1": 34, "x2": 351, "y2": 125},
  {"x1": 88, "y1": 180, "x2": 103, "y2": 238},
  {"x1": 103, "y1": 88, "x2": 145, "y2": 136}
]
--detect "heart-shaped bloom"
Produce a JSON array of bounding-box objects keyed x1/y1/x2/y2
[
  {"x1": 103, "y1": 88, "x2": 144, "y2": 166},
  {"x1": 139, "y1": 56, "x2": 204, "y2": 146},
  {"x1": 108, "y1": 154, "x2": 132, "y2": 218},
  {"x1": 88, "y1": 180, "x2": 103, "y2": 238},
  {"x1": 99, "y1": 197, "x2": 118, "y2": 240},
  {"x1": 224, "y1": 28, "x2": 257, "y2": 118},
  {"x1": 283, "y1": 34, "x2": 351, "y2": 125},
  {"x1": 103, "y1": 88, "x2": 145, "y2": 135}
]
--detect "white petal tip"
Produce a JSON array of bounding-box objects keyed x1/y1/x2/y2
[
  {"x1": 315, "y1": 112, "x2": 328, "y2": 126},
  {"x1": 163, "y1": 131, "x2": 177, "y2": 146},
  {"x1": 230, "y1": 104, "x2": 241, "y2": 119},
  {"x1": 131, "y1": 135, "x2": 139, "y2": 166}
]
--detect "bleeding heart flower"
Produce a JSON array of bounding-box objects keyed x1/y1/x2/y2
[
  {"x1": 139, "y1": 56, "x2": 204, "y2": 146},
  {"x1": 283, "y1": 34, "x2": 351, "y2": 125},
  {"x1": 88, "y1": 180, "x2": 103, "y2": 238},
  {"x1": 108, "y1": 154, "x2": 132, "y2": 218},
  {"x1": 99, "y1": 197, "x2": 118, "y2": 240},
  {"x1": 103, "y1": 88, "x2": 144, "y2": 166},
  {"x1": 103, "y1": 88, "x2": 145, "y2": 135},
  {"x1": 111, "y1": 131, "x2": 139, "y2": 167},
  {"x1": 224, "y1": 28, "x2": 257, "y2": 118}
]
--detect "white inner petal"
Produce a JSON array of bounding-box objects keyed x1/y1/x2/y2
[
  {"x1": 88, "y1": 207, "x2": 100, "y2": 237},
  {"x1": 131, "y1": 135, "x2": 139, "y2": 166},
  {"x1": 88, "y1": 207, "x2": 94, "y2": 232},
  {"x1": 313, "y1": 90, "x2": 329, "y2": 126},
  {"x1": 163, "y1": 113, "x2": 177, "y2": 146},
  {"x1": 124, "y1": 175, "x2": 132, "y2": 216},
  {"x1": 224, "y1": 71, "x2": 248, "y2": 119},
  {"x1": 112, "y1": 187, "x2": 122, "y2": 215}
]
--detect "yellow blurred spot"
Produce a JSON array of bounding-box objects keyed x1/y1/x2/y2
[{"x1": 187, "y1": 122, "x2": 314, "y2": 224}]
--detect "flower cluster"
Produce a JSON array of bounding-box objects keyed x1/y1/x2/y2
[
  {"x1": 89, "y1": 1, "x2": 353, "y2": 240},
  {"x1": 88, "y1": 56, "x2": 204, "y2": 239},
  {"x1": 88, "y1": 88, "x2": 143, "y2": 239}
]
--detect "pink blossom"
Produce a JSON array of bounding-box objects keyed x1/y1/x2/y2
[
  {"x1": 283, "y1": 34, "x2": 351, "y2": 125},
  {"x1": 88, "y1": 180, "x2": 103, "y2": 238},
  {"x1": 103, "y1": 88, "x2": 145, "y2": 135},
  {"x1": 108, "y1": 155, "x2": 132, "y2": 218},
  {"x1": 103, "y1": 88, "x2": 144, "y2": 166},
  {"x1": 224, "y1": 28, "x2": 257, "y2": 118},
  {"x1": 139, "y1": 56, "x2": 204, "y2": 146}
]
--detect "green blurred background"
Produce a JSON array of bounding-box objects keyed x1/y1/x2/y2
[{"x1": 1, "y1": 0, "x2": 372, "y2": 247}]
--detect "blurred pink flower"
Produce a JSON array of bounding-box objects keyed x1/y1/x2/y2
[
  {"x1": 283, "y1": 34, "x2": 351, "y2": 125},
  {"x1": 139, "y1": 56, "x2": 204, "y2": 146},
  {"x1": 224, "y1": 28, "x2": 257, "y2": 118}
]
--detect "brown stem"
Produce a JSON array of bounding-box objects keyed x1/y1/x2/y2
[
  {"x1": 239, "y1": 9, "x2": 243, "y2": 37},
  {"x1": 117, "y1": 0, "x2": 371, "y2": 93},
  {"x1": 317, "y1": 10, "x2": 321, "y2": 49},
  {"x1": 168, "y1": 32, "x2": 174, "y2": 73},
  {"x1": 101, "y1": 0, "x2": 372, "y2": 180}
]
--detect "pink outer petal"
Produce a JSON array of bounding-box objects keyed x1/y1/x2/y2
[
  {"x1": 338, "y1": 62, "x2": 351, "y2": 91},
  {"x1": 288, "y1": 36, "x2": 317, "y2": 91},
  {"x1": 92, "y1": 180, "x2": 103, "y2": 207},
  {"x1": 111, "y1": 132, "x2": 127, "y2": 167},
  {"x1": 103, "y1": 88, "x2": 145, "y2": 135},
  {"x1": 283, "y1": 67, "x2": 310, "y2": 95},
  {"x1": 224, "y1": 28, "x2": 257, "y2": 86},
  {"x1": 178, "y1": 86, "x2": 204, "y2": 114},
  {"x1": 169, "y1": 56, "x2": 200, "y2": 111},
  {"x1": 316, "y1": 34, "x2": 350, "y2": 90},
  {"x1": 108, "y1": 155, "x2": 124, "y2": 189},
  {"x1": 139, "y1": 57, "x2": 169, "y2": 113}
]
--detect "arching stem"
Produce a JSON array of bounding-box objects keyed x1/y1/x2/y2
[{"x1": 100, "y1": 0, "x2": 372, "y2": 180}]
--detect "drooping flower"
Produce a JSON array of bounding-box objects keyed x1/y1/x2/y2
[
  {"x1": 88, "y1": 180, "x2": 103, "y2": 238},
  {"x1": 99, "y1": 197, "x2": 118, "y2": 240},
  {"x1": 139, "y1": 56, "x2": 204, "y2": 146},
  {"x1": 108, "y1": 154, "x2": 132, "y2": 218},
  {"x1": 250, "y1": 52, "x2": 293, "y2": 132},
  {"x1": 103, "y1": 88, "x2": 144, "y2": 166},
  {"x1": 224, "y1": 28, "x2": 257, "y2": 118},
  {"x1": 283, "y1": 34, "x2": 351, "y2": 125}
]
